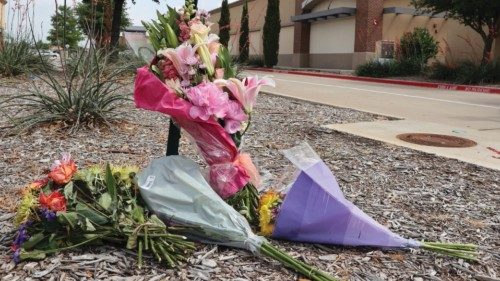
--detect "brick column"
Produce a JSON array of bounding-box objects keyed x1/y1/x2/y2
[
  {"x1": 353, "y1": 0, "x2": 383, "y2": 68},
  {"x1": 292, "y1": 0, "x2": 310, "y2": 67}
]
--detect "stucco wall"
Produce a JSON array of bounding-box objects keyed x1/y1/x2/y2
[
  {"x1": 382, "y1": 0, "x2": 495, "y2": 64},
  {"x1": 210, "y1": 0, "x2": 295, "y2": 57},
  {"x1": 0, "y1": 1, "x2": 5, "y2": 30},
  {"x1": 310, "y1": 17, "x2": 356, "y2": 54},
  {"x1": 311, "y1": 0, "x2": 355, "y2": 12}
]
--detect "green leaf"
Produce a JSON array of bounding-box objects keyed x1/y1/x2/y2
[
  {"x1": 131, "y1": 204, "x2": 145, "y2": 223},
  {"x1": 57, "y1": 212, "x2": 78, "y2": 229},
  {"x1": 105, "y1": 164, "x2": 117, "y2": 209},
  {"x1": 20, "y1": 249, "x2": 46, "y2": 261},
  {"x1": 85, "y1": 218, "x2": 96, "y2": 232},
  {"x1": 22, "y1": 233, "x2": 45, "y2": 250},
  {"x1": 149, "y1": 215, "x2": 166, "y2": 229},
  {"x1": 126, "y1": 234, "x2": 138, "y2": 249},
  {"x1": 64, "y1": 181, "x2": 74, "y2": 198},
  {"x1": 63, "y1": 182, "x2": 77, "y2": 203},
  {"x1": 98, "y1": 192, "x2": 112, "y2": 211},
  {"x1": 76, "y1": 203, "x2": 108, "y2": 225}
]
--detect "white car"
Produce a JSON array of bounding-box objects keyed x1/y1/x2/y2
[{"x1": 39, "y1": 51, "x2": 60, "y2": 58}]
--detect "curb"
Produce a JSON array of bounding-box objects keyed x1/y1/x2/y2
[{"x1": 247, "y1": 67, "x2": 500, "y2": 95}]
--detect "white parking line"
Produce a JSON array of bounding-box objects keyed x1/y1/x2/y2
[{"x1": 273, "y1": 78, "x2": 500, "y2": 110}]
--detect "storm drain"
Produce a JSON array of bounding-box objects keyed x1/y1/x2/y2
[{"x1": 396, "y1": 133, "x2": 477, "y2": 148}]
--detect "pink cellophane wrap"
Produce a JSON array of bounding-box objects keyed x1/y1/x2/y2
[{"x1": 134, "y1": 67, "x2": 258, "y2": 198}]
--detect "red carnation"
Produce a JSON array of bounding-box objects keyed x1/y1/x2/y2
[{"x1": 39, "y1": 191, "x2": 67, "y2": 212}]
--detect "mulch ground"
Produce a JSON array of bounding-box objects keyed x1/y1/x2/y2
[{"x1": 0, "y1": 79, "x2": 499, "y2": 281}]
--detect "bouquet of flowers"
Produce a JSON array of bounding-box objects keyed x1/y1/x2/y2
[
  {"x1": 138, "y1": 155, "x2": 338, "y2": 281},
  {"x1": 257, "y1": 143, "x2": 479, "y2": 261},
  {"x1": 12, "y1": 154, "x2": 195, "y2": 268},
  {"x1": 135, "y1": 0, "x2": 274, "y2": 225}
]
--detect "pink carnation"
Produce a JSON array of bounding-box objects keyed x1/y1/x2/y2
[
  {"x1": 187, "y1": 82, "x2": 229, "y2": 121},
  {"x1": 178, "y1": 21, "x2": 191, "y2": 42},
  {"x1": 224, "y1": 100, "x2": 247, "y2": 134},
  {"x1": 159, "y1": 59, "x2": 179, "y2": 80}
]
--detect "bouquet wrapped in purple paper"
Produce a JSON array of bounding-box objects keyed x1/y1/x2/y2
[{"x1": 258, "y1": 143, "x2": 478, "y2": 261}]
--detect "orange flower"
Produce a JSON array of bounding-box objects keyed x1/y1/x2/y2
[
  {"x1": 28, "y1": 178, "x2": 49, "y2": 190},
  {"x1": 48, "y1": 153, "x2": 77, "y2": 185},
  {"x1": 39, "y1": 191, "x2": 66, "y2": 212}
]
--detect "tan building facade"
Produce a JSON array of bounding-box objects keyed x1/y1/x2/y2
[
  {"x1": 0, "y1": 1, "x2": 6, "y2": 35},
  {"x1": 0, "y1": 0, "x2": 6, "y2": 49},
  {"x1": 209, "y1": 0, "x2": 500, "y2": 70}
]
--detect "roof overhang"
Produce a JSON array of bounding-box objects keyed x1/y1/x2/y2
[
  {"x1": 292, "y1": 7, "x2": 356, "y2": 22},
  {"x1": 383, "y1": 7, "x2": 446, "y2": 18}
]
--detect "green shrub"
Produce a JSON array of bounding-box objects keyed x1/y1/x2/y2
[
  {"x1": 355, "y1": 60, "x2": 398, "y2": 78},
  {"x1": 0, "y1": 36, "x2": 50, "y2": 77},
  {"x1": 356, "y1": 59, "x2": 421, "y2": 78},
  {"x1": 399, "y1": 27, "x2": 438, "y2": 70},
  {"x1": 429, "y1": 60, "x2": 500, "y2": 84},
  {"x1": 356, "y1": 28, "x2": 438, "y2": 78},
  {"x1": 1, "y1": 47, "x2": 132, "y2": 132}
]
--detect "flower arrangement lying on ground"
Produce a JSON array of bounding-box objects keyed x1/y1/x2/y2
[
  {"x1": 138, "y1": 156, "x2": 338, "y2": 281},
  {"x1": 136, "y1": 1, "x2": 274, "y2": 225},
  {"x1": 12, "y1": 154, "x2": 195, "y2": 268},
  {"x1": 257, "y1": 143, "x2": 479, "y2": 261}
]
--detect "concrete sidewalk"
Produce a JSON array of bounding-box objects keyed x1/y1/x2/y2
[{"x1": 249, "y1": 70, "x2": 500, "y2": 170}]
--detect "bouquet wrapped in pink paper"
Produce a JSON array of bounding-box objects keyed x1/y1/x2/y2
[{"x1": 135, "y1": 1, "x2": 274, "y2": 223}]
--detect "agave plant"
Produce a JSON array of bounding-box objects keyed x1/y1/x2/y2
[
  {"x1": 1, "y1": 44, "x2": 133, "y2": 133},
  {"x1": 0, "y1": 36, "x2": 50, "y2": 77}
]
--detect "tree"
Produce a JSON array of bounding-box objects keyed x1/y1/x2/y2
[
  {"x1": 411, "y1": 0, "x2": 500, "y2": 65},
  {"x1": 262, "y1": 0, "x2": 280, "y2": 67},
  {"x1": 238, "y1": 1, "x2": 249, "y2": 62},
  {"x1": 193, "y1": 0, "x2": 198, "y2": 9},
  {"x1": 218, "y1": 0, "x2": 230, "y2": 47},
  {"x1": 47, "y1": 6, "x2": 83, "y2": 49},
  {"x1": 76, "y1": 0, "x2": 131, "y2": 48}
]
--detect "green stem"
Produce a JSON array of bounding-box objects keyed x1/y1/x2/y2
[
  {"x1": 423, "y1": 242, "x2": 477, "y2": 251},
  {"x1": 421, "y1": 244, "x2": 478, "y2": 261},
  {"x1": 43, "y1": 231, "x2": 111, "y2": 254},
  {"x1": 241, "y1": 114, "x2": 252, "y2": 136},
  {"x1": 138, "y1": 240, "x2": 143, "y2": 268},
  {"x1": 261, "y1": 242, "x2": 338, "y2": 281},
  {"x1": 144, "y1": 226, "x2": 149, "y2": 250}
]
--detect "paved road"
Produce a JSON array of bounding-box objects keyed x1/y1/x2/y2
[
  {"x1": 248, "y1": 70, "x2": 500, "y2": 170},
  {"x1": 249, "y1": 70, "x2": 500, "y2": 130}
]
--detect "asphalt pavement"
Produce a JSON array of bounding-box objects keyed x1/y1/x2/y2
[{"x1": 249, "y1": 70, "x2": 500, "y2": 170}]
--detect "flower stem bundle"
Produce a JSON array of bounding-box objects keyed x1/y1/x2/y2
[{"x1": 12, "y1": 154, "x2": 194, "y2": 267}]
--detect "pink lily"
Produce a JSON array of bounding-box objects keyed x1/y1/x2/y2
[{"x1": 215, "y1": 76, "x2": 275, "y2": 113}]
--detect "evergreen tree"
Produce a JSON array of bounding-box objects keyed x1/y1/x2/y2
[
  {"x1": 47, "y1": 6, "x2": 83, "y2": 49},
  {"x1": 218, "y1": 0, "x2": 230, "y2": 47},
  {"x1": 262, "y1": 0, "x2": 280, "y2": 67},
  {"x1": 238, "y1": 1, "x2": 249, "y2": 62},
  {"x1": 193, "y1": 0, "x2": 198, "y2": 9}
]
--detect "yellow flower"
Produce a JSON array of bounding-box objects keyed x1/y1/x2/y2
[
  {"x1": 111, "y1": 165, "x2": 139, "y2": 184},
  {"x1": 258, "y1": 191, "x2": 283, "y2": 236},
  {"x1": 14, "y1": 189, "x2": 38, "y2": 226}
]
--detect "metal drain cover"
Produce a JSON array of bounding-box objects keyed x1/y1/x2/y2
[{"x1": 397, "y1": 133, "x2": 477, "y2": 148}]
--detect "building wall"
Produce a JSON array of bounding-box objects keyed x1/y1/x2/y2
[
  {"x1": 310, "y1": 18, "x2": 355, "y2": 54},
  {"x1": 210, "y1": 0, "x2": 295, "y2": 64},
  {"x1": 0, "y1": 0, "x2": 6, "y2": 30},
  {"x1": 211, "y1": 0, "x2": 499, "y2": 69},
  {"x1": 382, "y1": 0, "x2": 495, "y2": 64},
  {"x1": 307, "y1": 0, "x2": 356, "y2": 69}
]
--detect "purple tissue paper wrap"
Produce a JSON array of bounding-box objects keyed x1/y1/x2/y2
[{"x1": 272, "y1": 161, "x2": 421, "y2": 249}]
